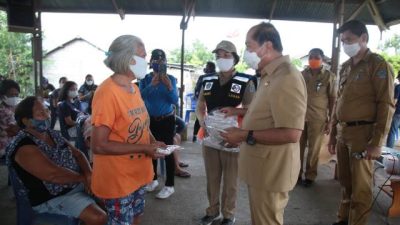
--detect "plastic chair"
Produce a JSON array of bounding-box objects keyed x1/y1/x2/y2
[{"x1": 8, "y1": 168, "x2": 79, "y2": 225}]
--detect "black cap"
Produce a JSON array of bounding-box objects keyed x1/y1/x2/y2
[{"x1": 150, "y1": 49, "x2": 166, "y2": 61}]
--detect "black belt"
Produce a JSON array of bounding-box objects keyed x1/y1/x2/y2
[
  {"x1": 340, "y1": 120, "x2": 375, "y2": 127},
  {"x1": 151, "y1": 111, "x2": 175, "y2": 121}
]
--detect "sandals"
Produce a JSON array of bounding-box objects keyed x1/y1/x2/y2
[{"x1": 175, "y1": 170, "x2": 191, "y2": 178}]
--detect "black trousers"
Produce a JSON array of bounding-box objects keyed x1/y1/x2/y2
[
  {"x1": 193, "y1": 118, "x2": 200, "y2": 136},
  {"x1": 50, "y1": 107, "x2": 58, "y2": 129},
  {"x1": 150, "y1": 115, "x2": 176, "y2": 187}
]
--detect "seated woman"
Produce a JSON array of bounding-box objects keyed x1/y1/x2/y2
[
  {"x1": 58, "y1": 81, "x2": 83, "y2": 140},
  {"x1": 6, "y1": 96, "x2": 106, "y2": 225},
  {"x1": 0, "y1": 79, "x2": 21, "y2": 159}
]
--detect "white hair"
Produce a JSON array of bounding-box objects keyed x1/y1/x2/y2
[{"x1": 104, "y1": 35, "x2": 143, "y2": 74}]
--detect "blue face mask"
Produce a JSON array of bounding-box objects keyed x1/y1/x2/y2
[
  {"x1": 152, "y1": 62, "x2": 160, "y2": 72},
  {"x1": 30, "y1": 118, "x2": 50, "y2": 133}
]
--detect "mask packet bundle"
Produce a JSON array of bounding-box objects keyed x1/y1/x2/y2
[
  {"x1": 203, "y1": 109, "x2": 239, "y2": 152},
  {"x1": 156, "y1": 145, "x2": 182, "y2": 155}
]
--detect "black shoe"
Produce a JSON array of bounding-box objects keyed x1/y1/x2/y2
[
  {"x1": 193, "y1": 136, "x2": 197, "y2": 142},
  {"x1": 332, "y1": 221, "x2": 348, "y2": 225},
  {"x1": 199, "y1": 214, "x2": 220, "y2": 225},
  {"x1": 302, "y1": 179, "x2": 314, "y2": 187},
  {"x1": 220, "y1": 218, "x2": 235, "y2": 225},
  {"x1": 297, "y1": 177, "x2": 302, "y2": 185}
]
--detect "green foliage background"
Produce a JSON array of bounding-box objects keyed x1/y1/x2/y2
[
  {"x1": 0, "y1": 11, "x2": 34, "y2": 97},
  {"x1": 379, "y1": 33, "x2": 400, "y2": 76},
  {"x1": 168, "y1": 39, "x2": 250, "y2": 73}
]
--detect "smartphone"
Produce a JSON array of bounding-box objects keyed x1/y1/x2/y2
[{"x1": 158, "y1": 63, "x2": 167, "y2": 75}]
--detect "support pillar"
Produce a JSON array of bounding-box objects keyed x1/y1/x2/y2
[
  {"x1": 32, "y1": 10, "x2": 43, "y2": 96},
  {"x1": 331, "y1": 0, "x2": 344, "y2": 75}
]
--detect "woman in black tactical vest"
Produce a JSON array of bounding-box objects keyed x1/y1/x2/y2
[{"x1": 196, "y1": 40, "x2": 256, "y2": 225}]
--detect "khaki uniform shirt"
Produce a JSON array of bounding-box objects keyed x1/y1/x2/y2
[
  {"x1": 335, "y1": 49, "x2": 394, "y2": 147},
  {"x1": 239, "y1": 55, "x2": 307, "y2": 192},
  {"x1": 302, "y1": 67, "x2": 337, "y2": 122}
]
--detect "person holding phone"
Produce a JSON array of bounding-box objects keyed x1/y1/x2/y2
[{"x1": 139, "y1": 49, "x2": 179, "y2": 199}]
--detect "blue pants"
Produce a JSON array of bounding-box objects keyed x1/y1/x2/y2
[{"x1": 386, "y1": 114, "x2": 400, "y2": 148}]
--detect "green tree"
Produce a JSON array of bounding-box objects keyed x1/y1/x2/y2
[
  {"x1": 378, "y1": 33, "x2": 400, "y2": 76},
  {"x1": 291, "y1": 58, "x2": 303, "y2": 70},
  {"x1": 382, "y1": 34, "x2": 400, "y2": 55},
  {"x1": 381, "y1": 52, "x2": 400, "y2": 76},
  {"x1": 0, "y1": 11, "x2": 34, "y2": 96},
  {"x1": 169, "y1": 40, "x2": 251, "y2": 73},
  {"x1": 168, "y1": 39, "x2": 213, "y2": 67}
]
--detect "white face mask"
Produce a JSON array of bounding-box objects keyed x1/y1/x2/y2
[
  {"x1": 3, "y1": 96, "x2": 20, "y2": 107},
  {"x1": 216, "y1": 58, "x2": 234, "y2": 72},
  {"x1": 243, "y1": 50, "x2": 261, "y2": 70},
  {"x1": 86, "y1": 80, "x2": 94, "y2": 86},
  {"x1": 130, "y1": 55, "x2": 148, "y2": 80},
  {"x1": 68, "y1": 90, "x2": 78, "y2": 98},
  {"x1": 343, "y1": 42, "x2": 361, "y2": 58}
]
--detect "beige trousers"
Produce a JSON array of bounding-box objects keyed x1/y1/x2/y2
[
  {"x1": 248, "y1": 185, "x2": 289, "y2": 225},
  {"x1": 203, "y1": 145, "x2": 238, "y2": 219},
  {"x1": 299, "y1": 121, "x2": 326, "y2": 180},
  {"x1": 336, "y1": 124, "x2": 374, "y2": 225}
]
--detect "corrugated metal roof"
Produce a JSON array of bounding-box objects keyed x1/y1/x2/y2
[{"x1": 0, "y1": 0, "x2": 399, "y2": 27}]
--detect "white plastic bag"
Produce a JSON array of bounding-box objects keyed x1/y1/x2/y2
[{"x1": 203, "y1": 109, "x2": 239, "y2": 152}]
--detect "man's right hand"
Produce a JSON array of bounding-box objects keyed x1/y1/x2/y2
[{"x1": 328, "y1": 134, "x2": 337, "y2": 155}]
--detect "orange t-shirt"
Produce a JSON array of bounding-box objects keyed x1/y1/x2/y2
[{"x1": 91, "y1": 77, "x2": 153, "y2": 199}]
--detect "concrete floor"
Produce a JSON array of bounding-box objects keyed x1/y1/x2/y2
[{"x1": 1, "y1": 139, "x2": 400, "y2": 225}]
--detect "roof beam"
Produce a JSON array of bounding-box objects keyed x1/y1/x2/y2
[
  {"x1": 111, "y1": 0, "x2": 125, "y2": 20},
  {"x1": 347, "y1": 0, "x2": 368, "y2": 21},
  {"x1": 269, "y1": 0, "x2": 277, "y2": 21},
  {"x1": 366, "y1": 0, "x2": 388, "y2": 31}
]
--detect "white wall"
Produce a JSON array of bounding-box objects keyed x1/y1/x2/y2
[{"x1": 43, "y1": 40, "x2": 112, "y2": 87}]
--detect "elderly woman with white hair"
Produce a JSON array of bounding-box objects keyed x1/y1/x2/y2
[{"x1": 90, "y1": 35, "x2": 165, "y2": 225}]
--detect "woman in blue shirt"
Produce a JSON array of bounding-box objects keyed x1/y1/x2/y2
[{"x1": 139, "y1": 49, "x2": 179, "y2": 199}]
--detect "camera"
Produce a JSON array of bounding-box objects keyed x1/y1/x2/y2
[
  {"x1": 151, "y1": 59, "x2": 167, "y2": 75},
  {"x1": 158, "y1": 62, "x2": 167, "y2": 75}
]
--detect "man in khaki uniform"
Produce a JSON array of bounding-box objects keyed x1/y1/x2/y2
[
  {"x1": 299, "y1": 48, "x2": 337, "y2": 187},
  {"x1": 221, "y1": 22, "x2": 307, "y2": 225},
  {"x1": 328, "y1": 20, "x2": 394, "y2": 225}
]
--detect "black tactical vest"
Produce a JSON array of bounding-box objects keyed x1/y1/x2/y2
[{"x1": 202, "y1": 72, "x2": 253, "y2": 112}]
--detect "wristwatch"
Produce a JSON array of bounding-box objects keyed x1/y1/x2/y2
[{"x1": 246, "y1": 130, "x2": 256, "y2": 145}]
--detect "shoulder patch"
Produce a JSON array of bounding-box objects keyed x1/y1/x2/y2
[
  {"x1": 204, "y1": 82, "x2": 213, "y2": 91},
  {"x1": 230, "y1": 83, "x2": 242, "y2": 93},
  {"x1": 376, "y1": 69, "x2": 387, "y2": 79}
]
